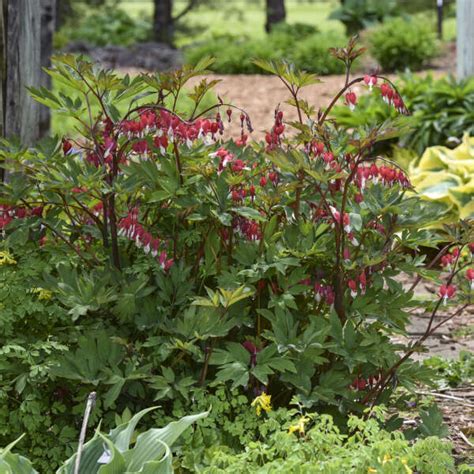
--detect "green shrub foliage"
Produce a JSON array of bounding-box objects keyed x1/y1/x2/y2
[
  {"x1": 184, "y1": 29, "x2": 346, "y2": 75},
  {"x1": 368, "y1": 17, "x2": 439, "y2": 72},
  {"x1": 58, "y1": 7, "x2": 150, "y2": 47},
  {"x1": 329, "y1": 0, "x2": 399, "y2": 35},
  {"x1": 0, "y1": 43, "x2": 472, "y2": 470}
]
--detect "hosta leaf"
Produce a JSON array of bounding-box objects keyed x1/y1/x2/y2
[{"x1": 125, "y1": 412, "x2": 208, "y2": 471}]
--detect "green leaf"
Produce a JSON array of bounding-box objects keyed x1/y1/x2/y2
[
  {"x1": 418, "y1": 405, "x2": 449, "y2": 438},
  {"x1": 231, "y1": 207, "x2": 265, "y2": 222},
  {"x1": 126, "y1": 412, "x2": 208, "y2": 471}
]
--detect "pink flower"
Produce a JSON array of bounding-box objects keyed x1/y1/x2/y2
[
  {"x1": 311, "y1": 141, "x2": 325, "y2": 156},
  {"x1": 231, "y1": 159, "x2": 246, "y2": 173},
  {"x1": 439, "y1": 284, "x2": 456, "y2": 304},
  {"x1": 345, "y1": 91, "x2": 357, "y2": 111},
  {"x1": 380, "y1": 83, "x2": 394, "y2": 104},
  {"x1": 348, "y1": 279, "x2": 357, "y2": 298},
  {"x1": 364, "y1": 74, "x2": 377, "y2": 90},
  {"x1": 466, "y1": 269, "x2": 474, "y2": 290},
  {"x1": 235, "y1": 134, "x2": 248, "y2": 147},
  {"x1": 62, "y1": 139, "x2": 73, "y2": 156},
  {"x1": 158, "y1": 250, "x2": 173, "y2": 271},
  {"x1": 359, "y1": 272, "x2": 367, "y2": 293}
]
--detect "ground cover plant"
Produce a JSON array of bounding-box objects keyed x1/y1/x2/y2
[
  {"x1": 410, "y1": 134, "x2": 474, "y2": 224},
  {"x1": 0, "y1": 40, "x2": 473, "y2": 471}
]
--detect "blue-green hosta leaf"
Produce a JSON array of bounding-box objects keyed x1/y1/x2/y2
[
  {"x1": 96, "y1": 433, "x2": 126, "y2": 473},
  {"x1": 57, "y1": 430, "x2": 104, "y2": 474},
  {"x1": 0, "y1": 435, "x2": 38, "y2": 474},
  {"x1": 128, "y1": 440, "x2": 172, "y2": 474},
  {"x1": 109, "y1": 407, "x2": 158, "y2": 452},
  {"x1": 124, "y1": 411, "x2": 208, "y2": 472}
]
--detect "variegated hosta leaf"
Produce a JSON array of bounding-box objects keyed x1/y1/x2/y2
[{"x1": 56, "y1": 408, "x2": 208, "y2": 474}]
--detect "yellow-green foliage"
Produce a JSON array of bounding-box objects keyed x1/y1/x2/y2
[{"x1": 410, "y1": 134, "x2": 474, "y2": 223}]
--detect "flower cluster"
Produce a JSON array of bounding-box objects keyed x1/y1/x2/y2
[
  {"x1": 265, "y1": 110, "x2": 285, "y2": 151},
  {"x1": 212, "y1": 147, "x2": 248, "y2": 175},
  {"x1": 123, "y1": 110, "x2": 221, "y2": 147},
  {"x1": 347, "y1": 272, "x2": 367, "y2": 298},
  {"x1": 355, "y1": 163, "x2": 410, "y2": 191},
  {"x1": 232, "y1": 216, "x2": 262, "y2": 241},
  {"x1": 440, "y1": 247, "x2": 460, "y2": 270},
  {"x1": 251, "y1": 392, "x2": 272, "y2": 416},
  {"x1": 0, "y1": 250, "x2": 17, "y2": 266},
  {"x1": 354, "y1": 74, "x2": 409, "y2": 115},
  {"x1": 314, "y1": 282, "x2": 335, "y2": 306},
  {"x1": 0, "y1": 204, "x2": 43, "y2": 229},
  {"x1": 350, "y1": 373, "x2": 381, "y2": 391},
  {"x1": 118, "y1": 208, "x2": 173, "y2": 270}
]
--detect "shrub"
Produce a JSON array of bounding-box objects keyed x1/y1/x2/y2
[
  {"x1": 184, "y1": 30, "x2": 346, "y2": 75},
  {"x1": 405, "y1": 74, "x2": 474, "y2": 152},
  {"x1": 368, "y1": 17, "x2": 439, "y2": 72},
  {"x1": 1, "y1": 43, "x2": 472, "y2": 469},
  {"x1": 329, "y1": 0, "x2": 399, "y2": 35},
  {"x1": 59, "y1": 7, "x2": 150, "y2": 47}
]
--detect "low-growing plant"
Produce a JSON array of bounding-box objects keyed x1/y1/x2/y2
[
  {"x1": 0, "y1": 41, "x2": 473, "y2": 470},
  {"x1": 0, "y1": 405, "x2": 207, "y2": 473},
  {"x1": 199, "y1": 406, "x2": 455, "y2": 473},
  {"x1": 423, "y1": 351, "x2": 474, "y2": 389},
  {"x1": 368, "y1": 16, "x2": 439, "y2": 72},
  {"x1": 410, "y1": 134, "x2": 474, "y2": 223}
]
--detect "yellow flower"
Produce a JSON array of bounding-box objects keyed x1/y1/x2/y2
[
  {"x1": 31, "y1": 288, "x2": 53, "y2": 301},
  {"x1": 382, "y1": 454, "x2": 391, "y2": 465},
  {"x1": 367, "y1": 468, "x2": 377, "y2": 473},
  {"x1": 251, "y1": 392, "x2": 271, "y2": 416},
  {"x1": 288, "y1": 416, "x2": 309, "y2": 435},
  {"x1": 0, "y1": 251, "x2": 16, "y2": 266},
  {"x1": 401, "y1": 459, "x2": 412, "y2": 474}
]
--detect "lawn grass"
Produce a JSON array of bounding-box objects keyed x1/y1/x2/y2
[
  {"x1": 119, "y1": 0, "x2": 344, "y2": 46},
  {"x1": 117, "y1": 0, "x2": 456, "y2": 46}
]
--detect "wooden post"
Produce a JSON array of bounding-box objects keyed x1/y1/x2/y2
[
  {"x1": 1, "y1": 0, "x2": 42, "y2": 145},
  {"x1": 457, "y1": 0, "x2": 474, "y2": 79},
  {"x1": 436, "y1": 0, "x2": 443, "y2": 40}
]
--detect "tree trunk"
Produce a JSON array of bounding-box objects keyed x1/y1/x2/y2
[
  {"x1": 1, "y1": 0, "x2": 43, "y2": 181},
  {"x1": 55, "y1": 0, "x2": 72, "y2": 30},
  {"x1": 153, "y1": 0, "x2": 174, "y2": 45},
  {"x1": 40, "y1": 0, "x2": 56, "y2": 138},
  {"x1": 457, "y1": 0, "x2": 474, "y2": 79},
  {"x1": 265, "y1": 0, "x2": 286, "y2": 33}
]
